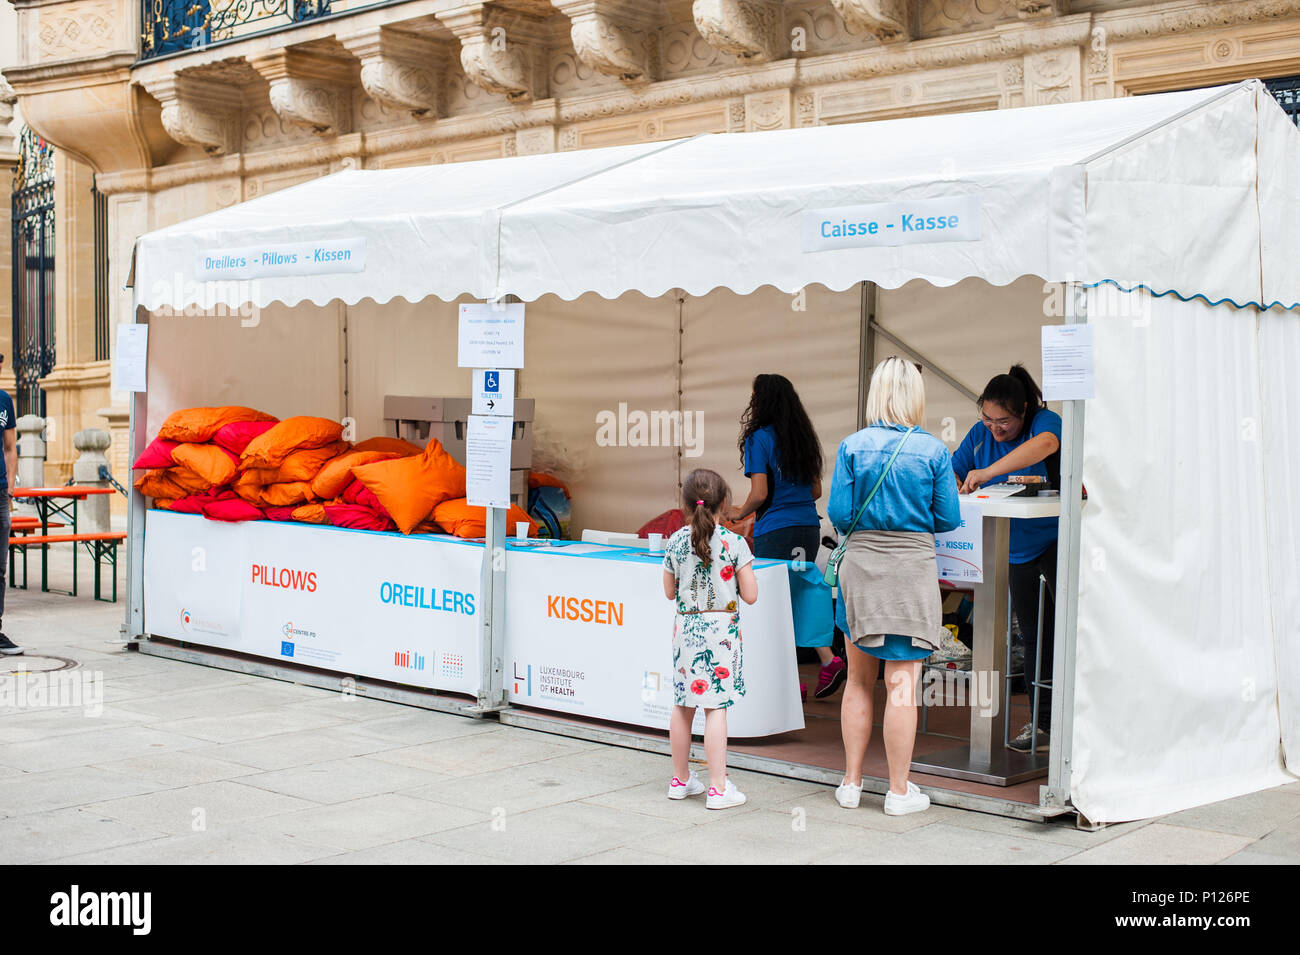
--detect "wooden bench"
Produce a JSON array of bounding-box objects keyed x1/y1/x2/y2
[{"x1": 8, "y1": 532, "x2": 126, "y2": 602}]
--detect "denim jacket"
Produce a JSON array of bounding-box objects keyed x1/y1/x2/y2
[{"x1": 827, "y1": 423, "x2": 961, "y2": 536}]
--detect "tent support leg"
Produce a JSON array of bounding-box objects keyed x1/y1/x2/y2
[
  {"x1": 858, "y1": 281, "x2": 875, "y2": 431},
  {"x1": 474, "y1": 505, "x2": 508, "y2": 713},
  {"x1": 1042, "y1": 282, "x2": 1086, "y2": 812},
  {"x1": 124, "y1": 306, "x2": 149, "y2": 645}
]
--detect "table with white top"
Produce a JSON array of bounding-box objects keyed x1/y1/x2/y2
[{"x1": 911, "y1": 494, "x2": 1061, "y2": 786}]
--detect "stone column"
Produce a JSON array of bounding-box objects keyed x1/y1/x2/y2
[
  {"x1": 16, "y1": 414, "x2": 45, "y2": 491},
  {"x1": 72, "y1": 428, "x2": 111, "y2": 532}
]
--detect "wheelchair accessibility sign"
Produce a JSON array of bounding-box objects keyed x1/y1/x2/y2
[{"x1": 472, "y1": 368, "x2": 514, "y2": 417}]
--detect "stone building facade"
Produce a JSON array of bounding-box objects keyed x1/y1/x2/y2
[{"x1": 4, "y1": 0, "x2": 1300, "y2": 504}]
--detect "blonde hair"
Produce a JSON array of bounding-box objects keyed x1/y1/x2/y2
[{"x1": 864, "y1": 356, "x2": 926, "y2": 428}]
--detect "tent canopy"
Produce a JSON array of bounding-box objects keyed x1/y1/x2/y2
[{"x1": 131, "y1": 79, "x2": 1300, "y2": 313}]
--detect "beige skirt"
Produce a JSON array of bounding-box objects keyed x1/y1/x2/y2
[{"x1": 839, "y1": 530, "x2": 944, "y2": 653}]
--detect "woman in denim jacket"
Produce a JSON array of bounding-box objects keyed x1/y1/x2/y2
[{"x1": 827, "y1": 357, "x2": 960, "y2": 815}]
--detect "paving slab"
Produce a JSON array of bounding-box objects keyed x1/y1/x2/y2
[
  {"x1": 241, "y1": 755, "x2": 450, "y2": 804},
  {"x1": 0, "y1": 807, "x2": 171, "y2": 864},
  {"x1": 83, "y1": 779, "x2": 320, "y2": 835},
  {"x1": 1058, "y1": 822, "x2": 1254, "y2": 865},
  {"x1": 247, "y1": 793, "x2": 490, "y2": 851}
]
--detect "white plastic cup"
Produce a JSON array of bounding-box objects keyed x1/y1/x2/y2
[
  {"x1": 515, "y1": 522, "x2": 530, "y2": 539},
  {"x1": 648, "y1": 533, "x2": 663, "y2": 553}
]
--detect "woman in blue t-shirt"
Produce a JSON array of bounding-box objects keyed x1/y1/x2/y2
[
  {"x1": 952, "y1": 364, "x2": 1062, "y2": 754},
  {"x1": 728, "y1": 374, "x2": 846, "y2": 699}
]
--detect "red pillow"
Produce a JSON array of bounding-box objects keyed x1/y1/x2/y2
[
  {"x1": 324, "y1": 504, "x2": 396, "y2": 532},
  {"x1": 213, "y1": 420, "x2": 278, "y2": 456},
  {"x1": 168, "y1": 488, "x2": 236, "y2": 514},
  {"x1": 133, "y1": 438, "x2": 180, "y2": 470},
  {"x1": 638, "y1": 508, "x2": 685, "y2": 539},
  {"x1": 262, "y1": 505, "x2": 298, "y2": 522},
  {"x1": 201, "y1": 498, "x2": 266, "y2": 522}
]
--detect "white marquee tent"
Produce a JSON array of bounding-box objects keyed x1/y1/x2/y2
[{"x1": 127, "y1": 79, "x2": 1299, "y2": 823}]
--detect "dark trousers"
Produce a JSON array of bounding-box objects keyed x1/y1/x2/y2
[
  {"x1": 752, "y1": 525, "x2": 821, "y2": 564},
  {"x1": 0, "y1": 493, "x2": 9, "y2": 622},
  {"x1": 1009, "y1": 544, "x2": 1057, "y2": 731}
]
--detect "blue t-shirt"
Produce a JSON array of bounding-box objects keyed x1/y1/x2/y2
[
  {"x1": 0, "y1": 390, "x2": 13, "y2": 490},
  {"x1": 951, "y1": 407, "x2": 1062, "y2": 564},
  {"x1": 743, "y1": 425, "x2": 820, "y2": 537},
  {"x1": 827, "y1": 423, "x2": 961, "y2": 536}
]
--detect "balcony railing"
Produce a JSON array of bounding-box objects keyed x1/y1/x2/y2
[{"x1": 140, "y1": 0, "x2": 388, "y2": 60}]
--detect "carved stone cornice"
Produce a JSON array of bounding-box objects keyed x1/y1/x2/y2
[
  {"x1": 1014, "y1": 0, "x2": 1068, "y2": 19},
  {"x1": 341, "y1": 28, "x2": 448, "y2": 119},
  {"x1": 830, "y1": 0, "x2": 913, "y2": 43},
  {"x1": 436, "y1": 3, "x2": 550, "y2": 104},
  {"x1": 139, "y1": 73, "x2": 242, "y2": 156},
  {"x1": 693, "y1": 0, "x2": 785, "y2": 64},
  {"x1": 1094, "y1": 0, "x2": 1300, "y2": 41},
  {"x1": 0, "y1": 78, "x2": 17, "y2": 161},
  {"x1": 553, "y1": 0, "x2": 659, "y2": 85},
  {"x1": 249, "y1": 49, "x2": 353, "y2": 136}
]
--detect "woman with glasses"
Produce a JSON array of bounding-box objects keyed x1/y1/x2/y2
[{"x1": 952, "y1": 364, "x2": 1062, "y2": 754}]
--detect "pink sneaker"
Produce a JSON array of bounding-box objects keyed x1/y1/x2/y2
[
  {"x1": 800, "y1": 682, "x2": 808, "y2": 703},
  {"x1": 815, "y1": 656, "x2": 847, "y2": 699}
]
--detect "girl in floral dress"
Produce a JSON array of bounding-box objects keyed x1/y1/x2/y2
[{"x1": 661, "y1": 469, "x2": 758, "y2": 810}]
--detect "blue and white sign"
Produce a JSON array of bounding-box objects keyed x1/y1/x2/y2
[
  {"x1": 472, "y1": 368, "x2": 515, "y2": 417},
  {"x1": 195, "y1": 237, "x2": 367, "y2": 280},
  {"x1": 935, "y1": 498, "x2": 984, "y2": 584},
  {"x1": 801, "y1": 195, "x2": 982, "y2": 252}
]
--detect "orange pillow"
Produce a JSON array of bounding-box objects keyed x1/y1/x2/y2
[
  {"x1": 411, "y1": 519, "x2": 444, "y2": 535},
  {"x1": 241, "y1": 416, "x2": 344, "y2": 470},
  {"x1": 169, "y1": 465, "x2": 212, "y2": 494},
  {"x1": 233, "y1": 471, "x2": 265, "y2": 504},
  {"x1": 353, "y1": 436, "x2": 423, "y2": 457},
  {"x1": 171, "y1": 443, "x2": 240, "y2": 487},
  {"x1": 310, "y1": 450, "x2": 399, "y2": 499},
  {"x1": 157, "y1": 406, "x2": 277, "y2": 443},
  {"x1": 260, "y1": 481, "x2": 315, "y2": 508},
  {"x1": 350, "y1": 439, "x2": 467, "y2": 535},
  {"x1": 269, "y1": 441, "x2": 351, "y2": 484},
  {"x1": 134, "y1": 469, "x2": 189, "y2": 500},
  {"x1": 291, "y1": 503, "x2": 329, "y2": 524},
  {"x1": 433, "y1": 498, "x2": 536, "y2": 539}
]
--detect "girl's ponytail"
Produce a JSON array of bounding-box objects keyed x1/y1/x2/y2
[{"x1": 682, "y1": 469, "x2": 729, "y2": 565}]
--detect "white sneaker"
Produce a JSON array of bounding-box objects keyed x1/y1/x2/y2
[
  {"x1": 834, "y1": 778, "x2": 863, "y2": 809},
  {"x1": 706, "y1": 778, "x2": 747, "y2": 810},
  {"x1": 667, "y1": 771, "x2": 706, "y2": 800},
  {"x1": 883, "y1": 781, "x2": 930, "y2": 816}
]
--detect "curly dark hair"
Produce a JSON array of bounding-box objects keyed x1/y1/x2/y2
[{"x1": 737, "y1": 373, "x2": 823, "y2": 487}]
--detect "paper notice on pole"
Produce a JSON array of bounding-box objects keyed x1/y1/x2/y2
[
  {"x1": 459, "y1": 303, "x2": 525, "y2": 368},
  {"x1": 472, "y1": 369, "x2": 515, "y2": 417},
  {"x1": 935, "y1": 498, "x2": 984, "y2": 584},
  {"x1": 466, "y1": 414, "x2": 513, "y2": 508},
  {"x1": 114, "y1": 324, "x2": 148, "y2": 392},
  {"x1": 1041, "y1": 324, "x2": 1094, "y2": 400}
]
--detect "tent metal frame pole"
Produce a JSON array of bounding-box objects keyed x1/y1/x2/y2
[
  {"x1": 475, "y1": 506, "x2": 508, "y2": 712},
  {"x1": 124, "y1": 299, "x2": 148, "y2": 644},
  {"x1": 1041, "y1": 282, "x2": 1086, "y2": 814},
  {"x1": 858, "y1": 281, "x2": 875, "y2": 430},
  {"x1": 868, "y1": 318, "x2": 979, "y2": 404}
]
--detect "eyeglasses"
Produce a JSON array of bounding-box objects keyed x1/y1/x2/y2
[{"x1": 981, "y1": 413, "x2": 1020, "y2": 428}]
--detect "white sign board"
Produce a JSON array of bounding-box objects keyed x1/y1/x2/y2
[
  {"x1": 195, "y1": 237, "x2": 367, "y2": 280},
  {"x1": 935, "y1": 498, "x2": 984, "y2": 584},
  {"x1": 465, "y1": 414, "x2": 513, "y2": 508},
  {"x1": 1041, "y1": 323, "x2": 1095, "y2": 400},
  {"x1": 472, "y1": 369, "x2": 515, "y2": 417},
  {"x1": 802, "y1": 195, "x2": 982, "y2": 252},
  {"x1": 143, "y1": 511, "x2": 482, "y2": 694},
  {"x1": 458, "y1": 303, "x2": 525, "y2": 368},
  {"x1": 114, "y1": 324, "x2": 149, "y2": 393},
  {"x1": 504, "y1": 550, "x2": 804, "y2": 737}
]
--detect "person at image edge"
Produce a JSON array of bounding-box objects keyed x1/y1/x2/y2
[{"x1": 0, "y1": 354, "x2": 21, "y2": 656}]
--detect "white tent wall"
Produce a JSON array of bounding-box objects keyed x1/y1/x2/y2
[
  {"x1": 679, "y1": 284, "x2": 860, "y2": 519},
  {"x1": 1084, "y1": 83, "x2": 1260, "y2": 306},
  {"x1": 1256, "y1": 85, "x2": 1300, "y2": 309},
  {"x1": 143, "y1": 303, "x2": 344, "y2": 426},
  {"x1": 1259, "y1": 308, "x2": 1300, "y2": 774},
  {"x1": 1072, "y1": 289, "x2": 1295, "y2": 823},
  {"x1": 874, "y1": 276, "x2": 1057, "y2": 441},
  {"x1": 343, "y1": 296, "x2": 473, "y2": 438}
]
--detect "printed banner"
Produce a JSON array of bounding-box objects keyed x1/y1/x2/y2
[
  {"x1": 195, "y1": 237, "x2": 367, "y2": 280},
  {"x1": 935, "y1": 498, "x2": 984, "y2": 584},
  {"x1": 504, "y1": 549, "x2": 804, "y2": 737},
  {"x1": 144, "y1": 511, "x2": 481, "y2": 695},
  {"x1": 802, "y1": 195, "x2": 982, "y2": 252}
]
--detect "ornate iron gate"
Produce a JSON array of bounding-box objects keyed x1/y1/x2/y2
[{"x1": 11, "y1": 127, "x2": 55, "y2": 419}]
